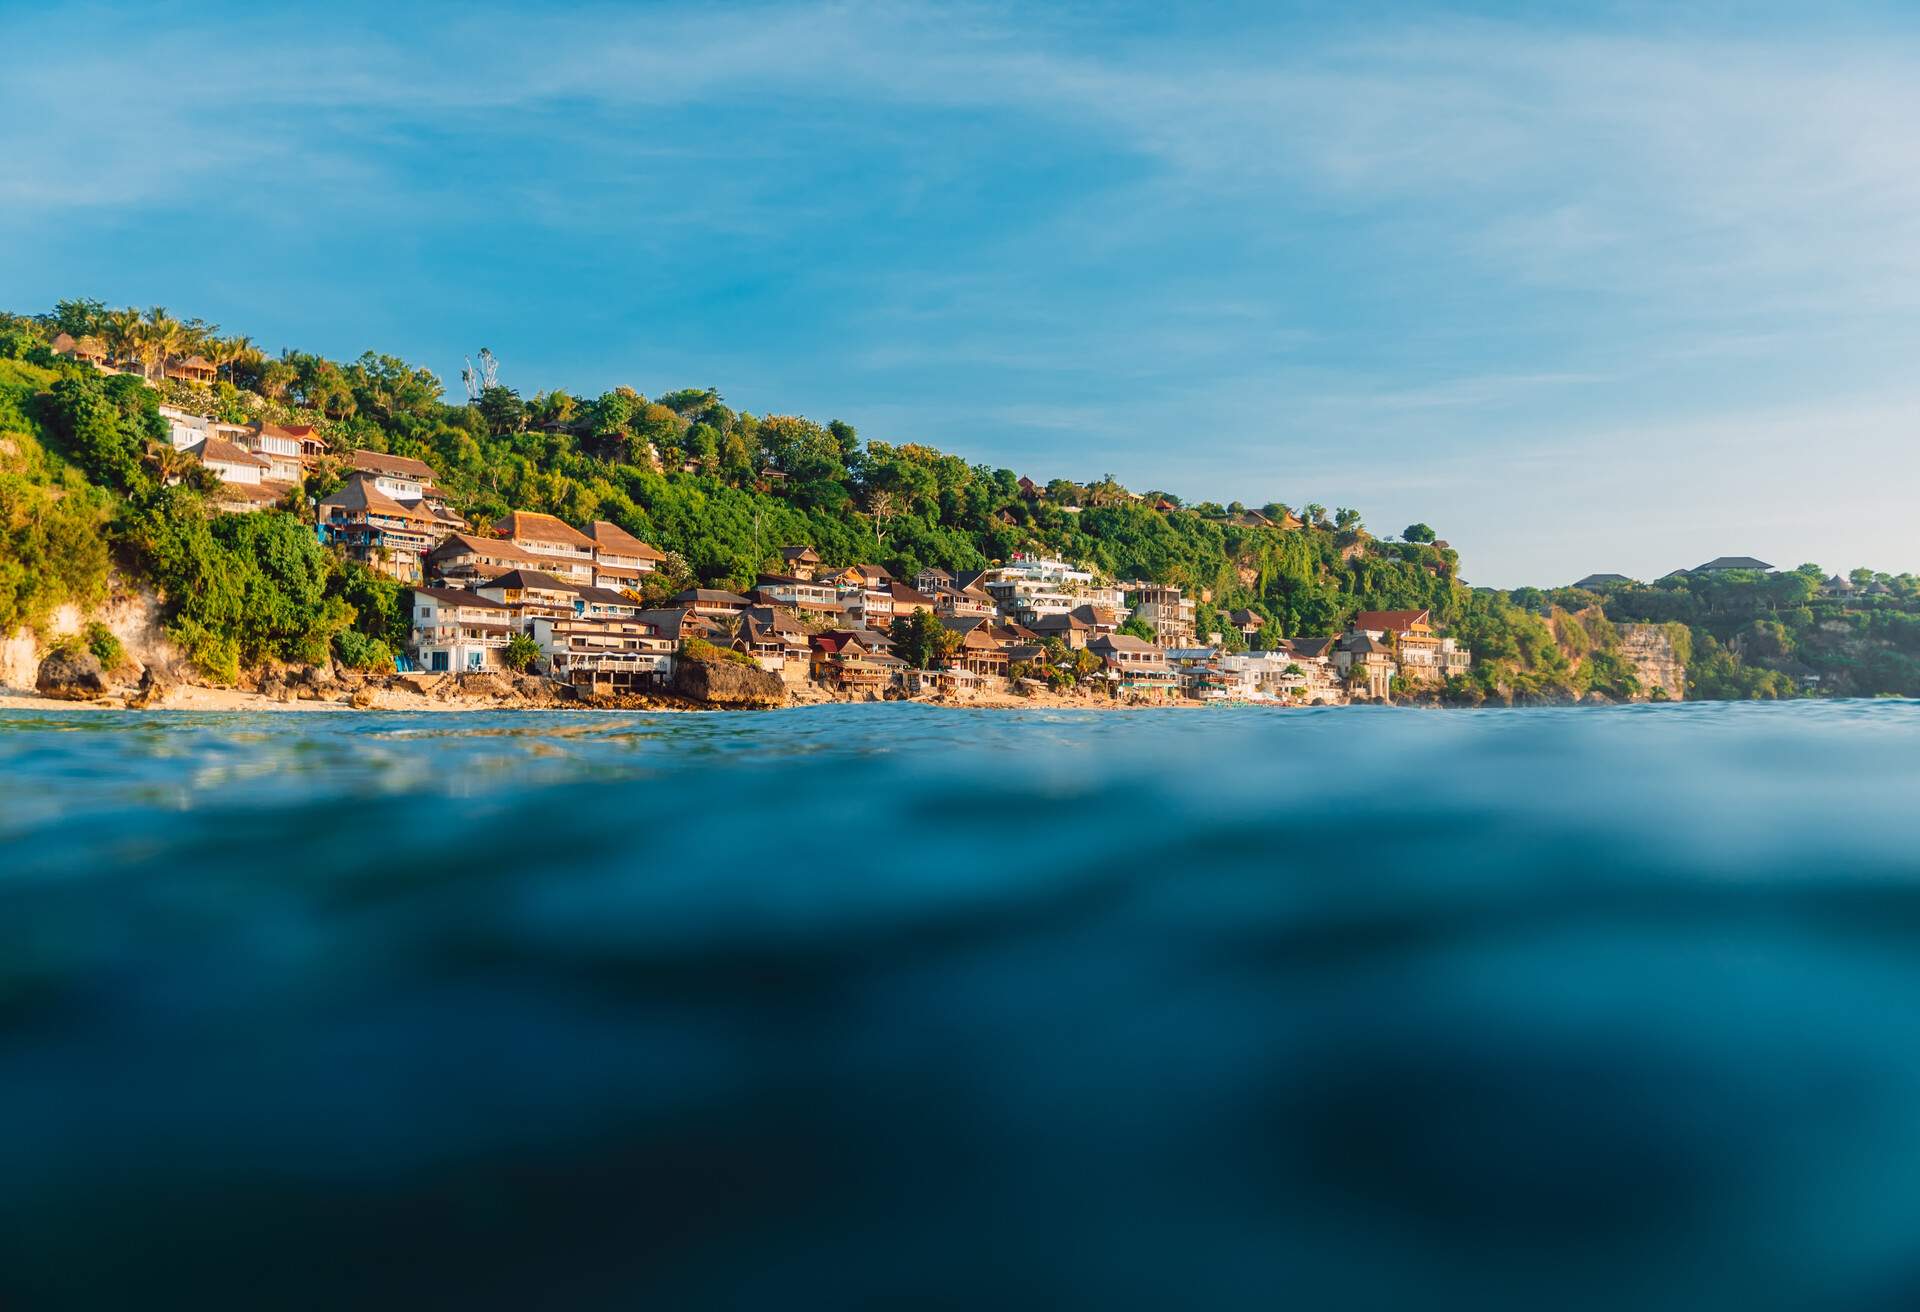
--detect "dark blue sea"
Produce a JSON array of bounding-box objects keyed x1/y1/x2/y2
[{"x1": 6, "y1": 700, "x2": 1920, "y2": 1310}]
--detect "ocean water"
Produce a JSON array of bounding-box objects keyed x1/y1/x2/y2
[{"x1": 6, "y1": 700, "x2": 1920, "y2": 1310}]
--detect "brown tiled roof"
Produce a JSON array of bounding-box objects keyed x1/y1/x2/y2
[
  {"x1": 351, "y1": 448, "x2": 437, "y2": 480},
  {"x1": 574, "y1": 585, "x2": 641, "y2": 608},
  {"x1": 631, "y1": 608, "x2": 714, "y2": 638},
  {"x1": 319, "y1": 471, "x2": 437, "y2": 522},
  {"x1": 586, "y1": 520, "x2": 667, "y2": 561},
  {"x1": 262, "y1": 422, "x2": 322, "y2": 441},
  {"x1": 187, "y1": 435, "x2": 271, "y2": 468},
  {"x1": 1352, "y1": 609, "x2": 1430, "y2": 634},
  {"x1": 213, "y1": 480, "x2": 292, "y2": 506},
  {"x1": 1091, "y1": 634, "x2": 1160, "y2": 654},
  {"x1": 494, "y1": 510, "x2": 593, "y2": 550},
  {"x1": 431, "y1": 532, "x2": 539, "y2": 564},
  {"x1": 669, "y1": 588, "x2": 753, "y2": 607},
  {"x1": 740, "y1": 605, "x2": 807, "y2": 636},
  {"x1": 476, "y1": 569, "x2": 580, "y2": 594}
]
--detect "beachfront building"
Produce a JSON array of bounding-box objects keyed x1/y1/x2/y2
[
  {"x1": 887, "y1": 581, "x2": 938, "y2": 622},
  {"x1": 427, "y1": 533, "x2": 547, "y2": 586},
  {"x1": 1088, "y1": 633, "x2": 1177, "y2": 694},
  {"x1": 1126, "y1": 583, "x2": 1197, "y2": 647},
  {"x1": 1029, "y1": 603, "x2": 1120, "y2": 650},
  {"x1": 632, "y1": 607, "x2": 720, "y2": 644},
  {"x1": 979, "y1": 554, "x2": 1099, "y2": 623},
  {"x1": 317, "y1": 472, "x2": 439, "y2": 581},
  {"x1": 411, "y1": 586, "x2": 517, "y2": 673},
  {"x1": 734, "y1": 606, "x2": 811, "y2": 680},
  {"x1": 1227, "y1": 609, "x2": 1266, "y2": 643},
  {"x1": 1348, "y1": 609, "x2": 1468, "y2": 684},
  {"x1": 527, "y1": 614, "x2": 676, "y2": 692},
  {"x1": 1334, "y1": 632, "x2": 1396, "y2": 699},
  {"x1": 809, "y1": 629, "x2": 905, "y2": 690},
  {"x1": 185, "y1": 434, "x2": 270, "y2": 487},
  {"x1": 262, "y1": 422, "x2": 328, "y2": 466},
  {"x1": 756, "y1": 574, "x2": 841, "y2": 615},
  {"x1": 159, "y1": 405, "x2": 212, "y2": 451},
  {"x1": 473, "y1": 569, "x2": 584, "y2": 622},
  {"x1": 931, "y1": 581, "x2": 997, "y2": 620},
  {"x1": 585, "y1": 520, "x2": 666, "y2": 591},
  {"x1": 939, "y1": 617, "x2": 1013, "y2": 679},
  {"x1": 492, "y1": 511, "x2": 596, "y2": 586},
  {"x1": 165, "y1": 355, "x2": 218, "y2": 385}
]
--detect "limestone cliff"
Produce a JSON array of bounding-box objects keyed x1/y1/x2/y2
[{"x1": 1616, "y1": 623, "x2": 1686, "y2": 701}]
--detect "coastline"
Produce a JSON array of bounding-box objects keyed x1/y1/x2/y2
[{"x1": 0, "y1": 681, "x2": 1225, "y2": 715}]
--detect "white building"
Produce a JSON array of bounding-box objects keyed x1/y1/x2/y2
[
  {"x1": 351, "y1": 449, "x2": 437, "y2": 502},
  {"x1": 979, "y1": 554, "x2": 1105, "y2": 622},
  {"x1": 246, "y1": 425, "x2": 306, "y2": 484},
  {"x1": 527, "y1": 614, "x2": 675, "y2": 689},
  {"x1": 412, "y1": 586, "x2": 517, "y2": 673}
]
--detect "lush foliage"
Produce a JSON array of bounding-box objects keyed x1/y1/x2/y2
[
  {"x1": 502, "y1": 632, "x2": 542, "y2": 673},
  {"x1": 0, "y1": 359, "x2": 113, "y2": 635},
  {"x1": 9, "y1": 300, "x2": 1918, "y2": 701},
  {"x1": 681, "y1": 636, "x2": 757, "y2": 669}
]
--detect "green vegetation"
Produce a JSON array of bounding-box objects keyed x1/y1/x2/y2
[
  {"x1": 502, "y1": 632, "x2": 542, "y2": 673},
  {"x1": 5, "y1": 300, "x2": 1917, "y2": 702},
  {"x1": 82, "y1": 621, "x2": 126, "y2": 674},
  {"x1": 680, "y1": 636, "x2": 757, "y2": 669},
  {"x1": 1596, "y1": 566, "x2": 1920, "y2": 699},
  {"x1": 333, "y1": 630, "x2": 397, "y2": 672},
  {"x1": 0, "y1": 358, "x2": 113, "y2": 636},
  {"x1": 889, "y1": 611, "x2": 961, "y2": 669}
]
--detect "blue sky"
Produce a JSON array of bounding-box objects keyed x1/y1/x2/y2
[{"x1": 7, "y1": 1, "x2": 1920, "y2": 586}]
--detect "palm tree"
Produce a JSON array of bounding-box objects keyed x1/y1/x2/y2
[
  {"x1": 144, "y1": 439, "x2": 194, "y2": 486},
  {"x1": 221, "y1": 335, "x2": 255, "y2": 385},
  {"x1": 103, "y1": 307, "x2": 142, "y2": 371},
  {"x1": 138, "y1": 308, "x2": 183, "y2": 382}
]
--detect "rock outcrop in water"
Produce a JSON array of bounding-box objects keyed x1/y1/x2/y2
[
  {"x1": 673, "y1": 655, "x2": 786, "y2": 707},
  {"x1": 35, "y1": 648, "x2": 109, "y2": 701}
]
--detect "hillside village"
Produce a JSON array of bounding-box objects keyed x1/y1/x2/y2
[
  {"x1": 9, "y1": 304, "x2": 1919, "y2": 707},
  {"x1": 6, "y1": 333, "x2": 1485, "y2": 706},
  {"x1": 166, "y1": 411, "x2": 1471, "y2": 706}
]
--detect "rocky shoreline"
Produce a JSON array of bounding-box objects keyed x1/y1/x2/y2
[{"x1": 9, "y1": 648, "x2": 1207, "y2": 714}]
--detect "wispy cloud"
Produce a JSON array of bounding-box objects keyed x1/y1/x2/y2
[{"x1": 6, "y1": 2, "x2": 1920, "y2": 583}]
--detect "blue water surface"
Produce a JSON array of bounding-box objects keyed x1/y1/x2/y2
[{"x1": 5, "y1": 700, "x2": 1920, "y2": 1310}]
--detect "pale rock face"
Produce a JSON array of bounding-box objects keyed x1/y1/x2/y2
[
  {"x1": 2, "y1": 585, "x2": 179, "y2": 691},
  {"x1": 1617, "y1": 624, "x2": 1686, "y2": 701}
]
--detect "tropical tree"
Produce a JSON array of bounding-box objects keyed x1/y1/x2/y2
[
  {"x1": 889, "y1": 609, "x2": 960, "y2": 669},
  {"x1": 136, "y1": 308, "x2": 183, "y2": 381},
  {"x1": 503, "y1": 632, "x2": 542, "y2": 673},
  {"x1": 102, "y1": 307, "x2": 142, "y2": 370}
]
